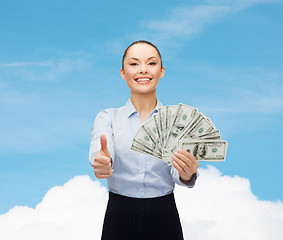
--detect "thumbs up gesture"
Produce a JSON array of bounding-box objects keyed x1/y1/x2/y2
[{"x1": 93, "y1": 134, "x2": 114, "y2": 179}]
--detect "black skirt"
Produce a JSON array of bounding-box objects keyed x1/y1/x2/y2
[{"x1": 101, "y1": 192, "x2": 184, "y2": 240}]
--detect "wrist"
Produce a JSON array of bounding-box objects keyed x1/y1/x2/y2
[{"x1": 180, "y1": 172, "x2": 196, "y2": 185}]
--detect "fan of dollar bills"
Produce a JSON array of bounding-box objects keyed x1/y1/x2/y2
[{"x1": 131, "y1": 103, "x2": 228, "y2": 165}]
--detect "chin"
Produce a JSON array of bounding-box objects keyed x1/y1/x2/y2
[
  {"x1": 131, "y1": 88, "x2": 157, "y2": 95},
  {"x1": 128, "y1": 84, "x2": 158, "y2": 94}
]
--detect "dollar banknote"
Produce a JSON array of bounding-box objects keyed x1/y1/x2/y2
[
  {"x1": 164, "y1": 103, "x2": 198, "y2": 148},
  {"x1": 142, "y1": 116, "x2": 163, "y2": 152},
  {"x1": 162, "y1": 112, "x2": 216, "y2": 160},
  {"x1": 179, "y1": 139, "x2": 228, "y2": 162},
  {"x1": 131, "y1": 139, "x2": 162, "y2": 159},
  {"x1": 162, "y1": 139, "x2": 227, "y2": 164},
  {"x1": 131, "y1": 125, "x2": 162, "y2": 159},
  {"x1": 165, "y1": 105, "x2": 179, "y2": 143},
  {"x1": 179, "y1": 112, "x2": 216, "y2": 140},
  {"x1": 158, "y1": 107, "x2": 167, "y2": 148},
  {"x1": 197, "y1": 130, "x2": 221, "y2": 140},
  {"x1": 131, "y1": 103, "x2": 228, "y2": 165}
]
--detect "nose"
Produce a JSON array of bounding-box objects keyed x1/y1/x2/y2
[{"x1": 140, "y1": 63, "x2": 148, "y2": 73}]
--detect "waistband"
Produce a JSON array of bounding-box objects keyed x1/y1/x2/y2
[{"x1": 108, "y1": 191, "x2": 175, "y2": 205}]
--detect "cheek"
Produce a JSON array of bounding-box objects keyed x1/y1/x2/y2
[
  {"x1": 153, "y1": 69, "x2": 164, "y2": 78},
  {"x1": 125, "y1": 69, "x2": 136, "y2": 79}
]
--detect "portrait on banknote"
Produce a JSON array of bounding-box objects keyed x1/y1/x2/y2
[
  {"x1": 193, "y1": 143, "x2": 207, "y2": 160},
  {"x1": 172, "y1": 124, "x2": 185, "y2": 138}
]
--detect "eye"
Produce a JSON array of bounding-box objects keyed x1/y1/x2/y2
[
  {"x1": 148, "y1": 62, "x2": 157, "y2": 65},
  {"x1": 130, "y1": 62, "x2": 138, "y2": 66}
]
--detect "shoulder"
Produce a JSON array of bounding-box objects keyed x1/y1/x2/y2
[
  {"x1": 95, "y1": 105, "x2": 126, "y2": 122},
  {"x1": 96, "y1": 105, "x2": 125, "y2": 117}
]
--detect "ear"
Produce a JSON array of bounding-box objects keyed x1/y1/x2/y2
[
  {"x1": 159, "y1": 66, "x2": 165, "y2": 79},
  {"x1": 120, "y1": 68, "x2": 126, "y2": 80}
]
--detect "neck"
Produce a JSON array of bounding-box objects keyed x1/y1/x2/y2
[{"x1": 130, "y1": 91, "x2": 157, "y2": 122}]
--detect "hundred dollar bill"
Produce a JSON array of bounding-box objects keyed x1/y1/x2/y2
[
  {"x1": 198, "y1": 130, "x2": 221, "y2": 140},
  {"x1": 206, "y1": 116, "x2": 216, "y2": 129},
  {"x1": 198, "y1": 130, "x2": 220, "y2": 138},
  {"x1": 153, "y1": 113, "x2": 162, "y2": 144},
  {"x1": 163, "y1": 123, "x2": 219, "y2": 161},
  {"x1": 131, "y1": 126, "x2": 162, "y2": 158},
  {"x1": 131, "y1": 139, "x2": 162, "y2": 159},
  {"x1": 158, "y1": 107, "x2": 166, "y2": 147},
  {"x1": 142, "y1": 116, "x2": 162, "y2": 151},
  {"x1": 179, "y1": 112, "x2": 216, "y2": 140},
  {"x1": 164, "y1": 103, "x2": 198, "y2": 149},
  {"x1": 180, "y1": 139, "x2": 228, "y2": 162},
  {"x1": 189, "y1": 130, "x2": 221, "y2": 140},
  {"x1": 131, "y1": 103, "x2": 228, "y2": 165},
  {"x1": 165, "y1": 105, "x2": 179, "y2": 142},
  {"x1": 162, "y1": 112, "x2": 203, "y2": 159}
]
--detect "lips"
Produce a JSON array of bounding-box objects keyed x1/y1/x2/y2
[{"x1": 135, "y1": 77, "x2": 152, "y2": 82}]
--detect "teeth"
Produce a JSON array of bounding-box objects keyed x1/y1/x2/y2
[{"x1": 136, "y1": 78, "x2": 151, "y2": 82}]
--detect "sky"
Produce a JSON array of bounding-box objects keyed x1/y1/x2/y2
[{"x1": 0, "y1": 0, "x2": 283, "y2": 238}]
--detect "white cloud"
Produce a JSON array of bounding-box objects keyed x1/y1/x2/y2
[
  {"x1": 0, "y1": 57, "x2": 91, "y2": 82},
  {"x1": 140, "y1": 0, "x2": 281, "y2": 42},
  {"x1": 175, "y1": 166, "x2": 283, "y2": 239},
  {"x1": 1, "y1": 167, "x2": 283, "y2": 240},
  {"x1": 0, "y1": 176, "x2": 108, "y2": 240},
  {"x1": 178, "y1": 66, "x2": 283, "y2": 115},
  {"x1": 144, "y1": 5, "x2": 231, "y2": 40}
]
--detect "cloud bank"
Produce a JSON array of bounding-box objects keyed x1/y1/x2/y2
[
  {"x1": 1, "y1": 166, "x2": 282, "y2": 240},
  {"x1": 140, "y1": 0, "x2": 281, "y2": 42},
  {"x1": 175, "y1": 166, "x2": 283, "y2": 239},
  {"x1": 0, "y1": 177, "x2": 108, "y2": 240},
  {"x1": 187, "y1": 67, "x2": 283, "y2": 114},
  {"x1": 0, "y1": 57, "x2": 91, "y2": 82}
]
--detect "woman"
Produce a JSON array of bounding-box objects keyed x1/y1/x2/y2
[{"x1": 89, "y1": 40, "x2": 199, "y2": 240}]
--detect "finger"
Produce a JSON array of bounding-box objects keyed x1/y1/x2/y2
[
  {"x1": 172, "y1": 159, "x2": 185, "y2": 175},
  {"x1": 95, "y1": 173, "x2": 111, "y2": 179},
  {"x1": 93, "y1": 162, "x2": 112, "y2": 170},
  {"x1": 174, "y1": 151, "x2": 193, "y2": 166},
  {"x1": 178, "y1": 149, "x2": 197, "y2": 162},
  {"x1": 173, "y1": 158, "x2": 195, "y2": 182},
  {"x1": 95, "y1": 169, "x2": 114, "y2": 179},
  {"x1": 94, "y1": 155, "x2": 112, "y2": 166},
  {"x1": 174, "y1": 152, "x2": 199, "y2": 172},
  {"x1": 100, "y1": 134, "x2": 110, "y2": 157},
  {"x1": 173, "y1": 154, "x2": 189, "y2": 173},
  {"x1": 94, "y1": 168, "x2": 113, "y2": 175},
  {"x1": 177, "y1": 150, "x2": 199, "y2": 168}
]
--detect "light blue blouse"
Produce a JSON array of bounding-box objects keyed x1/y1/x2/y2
[{"x1": 89, "y1": 98, "x2": 197, "y2": 198}]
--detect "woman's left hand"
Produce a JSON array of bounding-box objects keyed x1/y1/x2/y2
[{"x1": 172, "y1": 149, "x2": 200, "y2": 183}]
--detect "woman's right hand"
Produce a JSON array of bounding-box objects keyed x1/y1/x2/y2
[{"x1": 93, "y1": 134, "x2": 114, "y2": 179}]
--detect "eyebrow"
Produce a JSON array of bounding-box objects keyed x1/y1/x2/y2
[{"x1": 128, "y1": 56, "x2": 158, "y2": 61}]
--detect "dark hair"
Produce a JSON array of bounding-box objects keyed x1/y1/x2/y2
[{"x1": 122, "y1": 40, "x2": 163, "y2": 70}]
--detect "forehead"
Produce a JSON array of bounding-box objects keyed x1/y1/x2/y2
[{"x1": 126, "y1": 43, "x2": 160, "y2": 59}]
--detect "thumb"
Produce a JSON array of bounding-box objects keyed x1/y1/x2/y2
[{"x1": 100, "y1": 134, "x2": 110, "y2": 157}]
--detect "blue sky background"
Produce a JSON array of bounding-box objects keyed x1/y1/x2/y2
[{"x1": 0, "y1": 0, "x2": 282, "y2": 214}]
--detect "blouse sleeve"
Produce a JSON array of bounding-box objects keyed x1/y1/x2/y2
[
  {"x1": 89, "y1": 109, "x2": 115, "y2": 166},
  {"x1": 170, "y1": 166, "x2": 199, "y2": 188}
]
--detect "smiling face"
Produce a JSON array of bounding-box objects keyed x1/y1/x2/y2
[{"x1": 120, "y1": 43, "x2": 165, "y2": 95}]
